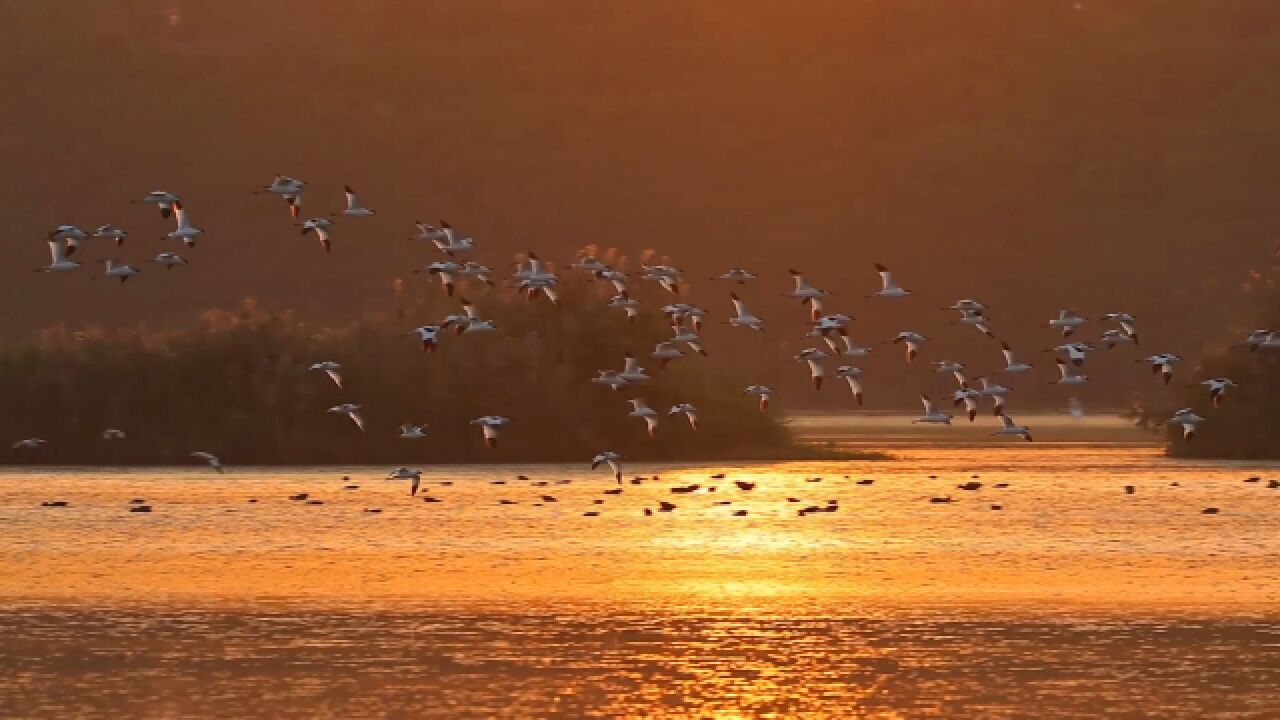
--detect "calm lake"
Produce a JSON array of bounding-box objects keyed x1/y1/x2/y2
[{"x1": 2, "y1": 428, "x2": 1278, "y2": 717}]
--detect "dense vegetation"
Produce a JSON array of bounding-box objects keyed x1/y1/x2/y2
[
  {"x1": 1166, "y1": 265, "x2": 1280, "y2": 459},
  {"x1": 0, "y1": 276, "x2": 839, "y2": 465}
]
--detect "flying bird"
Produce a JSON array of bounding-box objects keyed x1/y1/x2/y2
[
  {"x1": 834, "y1": 365, "x2": 864, "y2": 405},
  {"x1": 913, "y1": 394, "x2": 952, "y2": 425},
  {"x1": 727, "y1": 293, "x2": 765, "y2": 331},
  {"x1": 1168, "y1": 408, "x2": 1205, "y2": 443},
  {"x1": 1141, "y1": 353, "x2": 1182, "y2": 386},
  {"x1": 997, "y1": 342, "x2": 1034, "y2": 374},
  {"x1": 471, "y1": 416, "x2": 511, "y2": 449},
  {"x1": 627, "y1": 399, "x2": 659, "y2": 439},
  {"x1": 668, "y1": 403, "x2": 698, "y2": 430},
  {"x1": 308, "y1": 361, "x2": 343, "y2": 388},
  {"x1": 328, "y1": 403, "x2": 366, "y2": 431},
  {"x1": 299, "y1": 217, "x2": 334, "y2": 254},
  {"x1": 399, "y1": 424, "x2": 428, "y2": 439},
  {"x1": 92, "y1": 224, "x2": 128, "y2": 248},
  {"x1": 1045, "y1": 309, "x2": 1088, "y2": 338},
  {"x1": 591, "y1": 452, "x2": 623, "y2": 484},
  {"x1": 891, "y1": 331, "x2": 927, "y2": 363},
  {"x1": 795, "y1": 348, "x2": 828, "y2": 390},
  {"x1": 745, "y1": 385, "x2": 774, "y2": 411},
  {"x1": 1197, "y1": 377, "x2": 1238, "y2": 408},
  {"x1": 165, "y1": 201, "x2": 202, "y2": 248},
  {"x1": 337, "y1": 185, "x2": 375, "y2": 216},
  {"x1": 135, "y1": 191, "x2": 181, "y2": 219},
  {"x1": 151, "y1": 252, "x2": 187, "y2": 269},
  {"x1": 190, "y1": 451, "x2": 223, "y2": 473},
  {"x1": 870, "y1": 264, "x2": 910, "y2": 298},
  {"x1": 992, "y1": 415, "x2": 1033, "y2": 442}
]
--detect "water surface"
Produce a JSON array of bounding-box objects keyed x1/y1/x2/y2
[{"x1": 2, "y1": 445, "x2": 1278, "y2": 717}]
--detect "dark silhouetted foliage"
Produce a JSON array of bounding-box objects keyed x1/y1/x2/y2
[
  {"x1": 1167, "y1": 258, "x2": 1280, "y2": 458},
  {"x1": 0, "y1": 276, "x2": 838, "y2": 465}
]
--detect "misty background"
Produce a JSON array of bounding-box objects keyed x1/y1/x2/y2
[{"x1": 3, "y1": 1, "x2": 1279, "y2": 412}]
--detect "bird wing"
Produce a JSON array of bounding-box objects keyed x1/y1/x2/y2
[
  {"x1": 623, "y1": 355, "x2": 640, "y2": 374},
  {"x1": 47, "y1": 240, "x2": 66, "y2": 265},
  {"x1": 324, "y1": 368, "x2": 343, "y2": 388},
  {"x1": 878, "y1": 267, "x2": 896, "y2": 292},
  {"x1": 349, "y1": 411, "x2": 366, "y2": 431}
]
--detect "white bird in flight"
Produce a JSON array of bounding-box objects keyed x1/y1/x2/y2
[
  {"x1": 92, "y1": 224, "x2": 128, "y2": 248},
  {"x1": 399, "y1": 424, "x2": 428, "y2": 439},
  {"x1": 38, "y1": 239, "x2": 80, "y2": 272},
  {"x1": 151, "y1": 252, "x2": 187, "y2": 270},
  {"x1": 420, "y1": 261, "x2": 462, "y2": 297},
  {"x1": 1197, "y1": 377, "x2": 1238, "y2": 408},
  {"x1": 627, "y1": 398, "x2": 659, "y2": 439},
  {"x1": 1141, "y1": 353, "x2": 1182, "y2": 386},
  {"x1": 834, "y1": 365, "x2": 864, "y2": 405},
  {"x1": 1051, "y1": 359, "x2": 1088, "y2": 385},
  {"x1": 101, "y1": 259, "x2": 139, "y2": 284},
  {"x1": 1168, "y1": 408, "x2": 1205, "y2": 443},
  {"x1": 433, "y1": 222, "x2": 476, "y2": 257},
  {"x1": 165, "y1": 201, "x2": 203, "y2": 248},
  {"x1": 328, "y1": 403, "x2": 366, "y2": 431},
  {"x1": 974, "y1": 376, "x2": 1009, "y2": 416},
  {"x1": 668, "y1": 403, "x2": 698, "y2": 430},
  {"x1": 1101, "y1": 312, "x2": 1139, "y2": 345},
  {"x1": 1049, "y1": 342, "x2": 1095, "y2": 367},
  {"x1": 604, "y1": 294, "x2": 634, "y2": 322},
  {"x1": 308, "y1": 361, "x2": 343, "y2": 388},
  {"x1": 1100, "y1": 329, "x2": 1136, "y2": 349},
  {"x1": 617, "y1": 353, "x2": 650, "y2": 383},
  {"x1": 299, "y1": 217, "x2": 334, "y2": 254},
  {"x1": 786, "y1": 270, "x2": 829, "y2": 319},
  {"x1": 795, "y1": 348, "x2": 828, "y2": 390},
  {"x1": 870, "y1": 264, "x2": 910, "y2": 298},
  {"x1": 337, "y1": 185, "x2": 375, "y2": 217},
  {"x1": 135, "y1": 190, "x2": 181, "y2": 219},
  {"x1": 1146, "y1": 351, "x2": 1182, "y2": 384},
  {"x1": 712, "y1": 267, "x2": 757, "y2": 284},
  {"x1": 640, "y1": 264, "x2": 682, "y2": 294},
  {"x1": 1046, "y1": 309, "x2": 1088, "y2": 338},
  {"x1": 190, "y1": 451, "x2": 223, "y2": 473},
  {"x1": 259, "y1": 175, "x2": 306, "y2": 218},
  {"x1": 891, "y1": 331, "x2": 927, "y2": 363},
  {"x1": 992, "y1": 415, "x2": 1033, "y2": 442},
  {"x1": 471, "y1": 416, "x2": 511, "y2": 449},
  {"x1": 745, "y1": 385, "x2": 774, "y2": 412},
  {"x1": 727, "y1": 293, "x2": 765, "y2": 331},
  {"x1": 651, "y1": 341, "x2": 685, "y2": 368},
  {"x1": 952, "y1": 388, "x2": 981, "y2": 422},
  {"x1": 591, "y1": 370, "x2": 629, "y2": 391},
  {"x1": 412, "y1": 324, "x2": 443, "y2": 352},
  {"x1": 997, "y1": 342, "x2": 1034, "y2": 374},
  {"x1": 932, "y1": 360, "x2": 968, "y2": 389},
  {"x1": 913, "y1": 394, "x2": 952, "y2": 425},
  {"x1": 591, "y1": 451, "x2": 623, "y2": 484}
]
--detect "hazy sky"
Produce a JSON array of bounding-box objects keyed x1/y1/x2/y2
[{"x1": 3, "y1": 1, "x2": 1279, "y2": 406}]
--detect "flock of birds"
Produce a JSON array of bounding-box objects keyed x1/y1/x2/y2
[{"x1": 22, "y1": 174, "x2": 1280, "y2": 484}]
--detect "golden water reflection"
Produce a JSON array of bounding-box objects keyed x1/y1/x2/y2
[{"x1": 2, "y1": 446, "x2": 1279, "y2": 716}]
